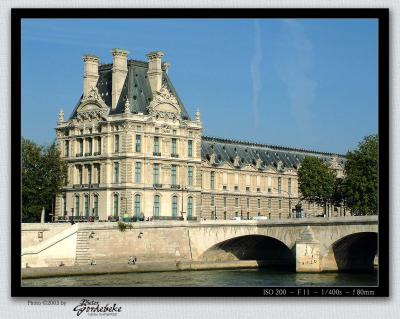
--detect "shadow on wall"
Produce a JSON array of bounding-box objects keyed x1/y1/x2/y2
[
  {"x1": 201, "y1": 235, "x2": 295, "y2": 271},
  {"x1": 333, "y1": 232, "x2": 378, "y2": 272}
]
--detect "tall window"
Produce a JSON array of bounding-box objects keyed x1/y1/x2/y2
[
  {"x1": 288, "y1": 178, "x2": 292, "y2": 195},
  {"x1": 113, "y1": 194, "x2": 119, "y2": 217},
  {"x1": 235, "y1": 197, "x2": 238, "y2": 207},
  {"x1": 247, "y1": 198, "x2": 250, "y2": 208},
  {"x1": 93, "y1": 195, "x2": 98, "y2": 217},
  {"x1": 188, "y1": 166, "x2": 193, "y2": 186},
  {"x1": 223, "y1": 197, "x2": 227, "y2": 208},
  {"x1": 172, "y1": 196, "x2": 178, "y2": 217},
  {"x1": 135, "y1": 162, "x2": 141, "y2": 183},
  {"x1": 153, "y1": 164, "x2": 159, "y2": 184},
  {"x1": 279, "y1": 199, "x2": 282, "y2": 210},
  {"x1": 210, "y1": 171, "x2": 215, "y2": 189},
  {"x1": 171, "y1": 138, "x2": 177, "y2": 155},
  {"x1": 64, "y1": 140, "x2": 69, "y2": 157},
  {"x1": 257, "y1": 198, "x2": 261, "y2": 209},
  {"x1": 96, "y1": 165, "x2": 101, "y2": 184},
  {"x1": 97, "y1": 137, "x2": 102, "y2": 154},
  {"x1": 211, "y1": 196, "x2": 215, "y2": 207},
  {"x1": 77, "y1": 166, "x2": 82, "y2": 185},
  {"x1": 135, "y1": 134, "x2": 141, "y2": 152},
  {"x1": 171, "y1": 165, "x2": 177, "y2": 185},
  {"x1": 113, "y1": 162, "x2": 119, "y2": 183},
  {"x1": 75, "y1": 195, "x2": 80, "y2": 217},
  {"x1": 188, "y1": 140, "x2": 193, "y2": 157},
  {"x1": 88, "y1": 138, "x2": 93, "y2": 155},
  {"x1": 84, "y1": 195, "x2": 89, "y2": 217},
  {"x1": 87, "y1": 166, "x2": 92, "y2": 184},
  {"x1": 79, "y1": 139, "x2": 83, "y2": 155},
  {"x1": 134, "y1": 194, "x2": 141, "y2": 218},
  {"x1": 114, "y1": 135, "x2": 120, "y2": 153},
  {"x1": 153, "y1": 195, "x2": 160, "y2": 217},
  {"x1": 278, "y1": 177, "x2": 282, "y2": 193},
  {"x1": 187, "y1": 197, "x2": 193, "y2": 218},
  {"x1": 268, "y1": 199, "x2": 272, "y2": 209},
  {"x1": 154, "y1": 136, "x2": 159, "y2": 154}
]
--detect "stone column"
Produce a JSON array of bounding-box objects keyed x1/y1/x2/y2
[{"x1": 295, "y1": 226, "x2": 320, "y2": 273}]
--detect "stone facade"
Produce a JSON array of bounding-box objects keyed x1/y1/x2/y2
[{"x1": 55, "y1": 49, "x2": 345, "y2": 221}]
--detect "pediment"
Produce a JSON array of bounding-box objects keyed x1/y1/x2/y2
[
  {"x1": 148, "y1": 85, "x2": 181, "y2": 121},
  {"x1": 218, "y1": 162, "x2": 234, "y2": 170},
  {"x1": 75, "y1": 87, "x2": 109, "y2": 122},
  {"x1": 242, "y1": 164, "x2": 257, "y2": 172}
]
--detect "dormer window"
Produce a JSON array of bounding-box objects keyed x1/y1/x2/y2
[
  {"x1": 234, "y1": 155, "x2": 240, "y2": 167},
  {"x1": 210, "y1": 153, "x2": 217, "y2": 165}
]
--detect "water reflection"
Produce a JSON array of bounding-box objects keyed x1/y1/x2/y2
[{"x1": 22, "y1": 268, "x2": 377, "y2": 287}]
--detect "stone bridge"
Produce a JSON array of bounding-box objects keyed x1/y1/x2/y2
[
  {"x1": 22, "y1": 216, "x2": 378, "y2": 273},
  {"x1": 188, "y1": 216, "x2": 378, "y2": 272}
]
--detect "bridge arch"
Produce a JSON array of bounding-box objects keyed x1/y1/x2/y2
[
  {"x1": 200, "y1": 235, "x2": 295, "y2": 270},
  {"x1": 322, "y1": 231, "x2": 377, "y2": 272}
]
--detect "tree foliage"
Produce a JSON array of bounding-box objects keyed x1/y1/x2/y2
[
  {"x1": 297, "y1": 156, "x2": 336, "y2": 212},
  {"x1": 343, "y1": 135, "x2": 378, "y2": 215},
  {"x1": 22, "y1": 138, "x2": 68, "y2": 222}
]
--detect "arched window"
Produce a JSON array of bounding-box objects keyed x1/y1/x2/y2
[
  {"x1": 113, "y1": 194, "x2": 119, "y2": 218},
  {"x1": 187, "y1": 196, "x2": 193, "y2": 219},
  {"x1": 75, "y1": 195, "x2": 80, "y2": 217},
  {"x1": 134, "y1": 194, "x2": 141, "y2": 218},
  {"x1": 153, "y1": 195, "x2": 160, "y2": 217},
  {"x1": 93, "y1": 195, "x2": 99, "y2": 217},
  {"x1": 172, "y1": 196, "x2": 178, "y2": 218}
]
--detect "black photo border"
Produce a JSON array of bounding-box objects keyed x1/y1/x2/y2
[{"x1": 11, "y1": 8, "x2": 389, "y2": 298}]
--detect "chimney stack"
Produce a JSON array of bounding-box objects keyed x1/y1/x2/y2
[
  {"x1": 146, "y1": 51, "x2": 164, "y2": 92},
  {"x1": 111, "y1": 48, "x2": 129, "y2": 109},
  {"x1": 82, "y1": 55, "x2": 100, "y2": 97}
]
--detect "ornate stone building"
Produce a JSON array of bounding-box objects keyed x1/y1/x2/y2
[{"x1": 55, "y1": 49, "x2": 345, "y2": 221}]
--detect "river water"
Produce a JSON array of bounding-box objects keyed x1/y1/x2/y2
[{"x1": 22, "y1": 268, "x2": 377, "y2": 287}]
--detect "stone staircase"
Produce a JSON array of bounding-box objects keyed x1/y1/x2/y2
[{"x1": 75, "y1": 230, "x2": 90, "y2": 265}]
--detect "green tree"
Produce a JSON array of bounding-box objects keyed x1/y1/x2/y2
[
  {"x1": 298, "y1": 156, "x2": 336, "y2": 215},
  {"x1": 22, "y1": 138, "x2": 68, "y2": 222},
  {"x1": 343, "y1": 135, "x2": 378, "y2": 215}
]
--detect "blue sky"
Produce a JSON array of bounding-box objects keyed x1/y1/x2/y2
[{"x1": 21, "y1": 18, "x2": 378, "y2": 154}]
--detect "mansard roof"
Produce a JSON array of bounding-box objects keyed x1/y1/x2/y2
[
  {"x1": 69, "y1": 60, "x2": 190, "y2": 120},
  {"x1": 201, "y1": 136, "x2": 345, "y2": 170}
]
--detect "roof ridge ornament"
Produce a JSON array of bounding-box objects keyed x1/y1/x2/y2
[
  {"x1": 153, "y1": 84, "x2": 178, "y2": 104},
  {"x1": 195, "y1": 108, "x2": 201, "y2": 123},
  {"x1": 124, "y1": 98, "x2": 131, "y2": 113},
  {"x1": 82, "y1": 86, "x2": 102, "y2": 103},
  {"x1": 58, "y1": 109, "x2": 64, "y2": 124}
]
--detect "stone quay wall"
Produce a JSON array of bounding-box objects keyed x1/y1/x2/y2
[{"x1": 21, "y1": 216, "x2": 378, "y2": 272}]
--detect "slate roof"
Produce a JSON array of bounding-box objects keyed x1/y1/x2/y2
[
  {"x1": 201, "y1": 136, "x2": 345, "y2": 170},
  {"x1": 69, "y1": 60, "x2": 190, "y2": 120}
]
